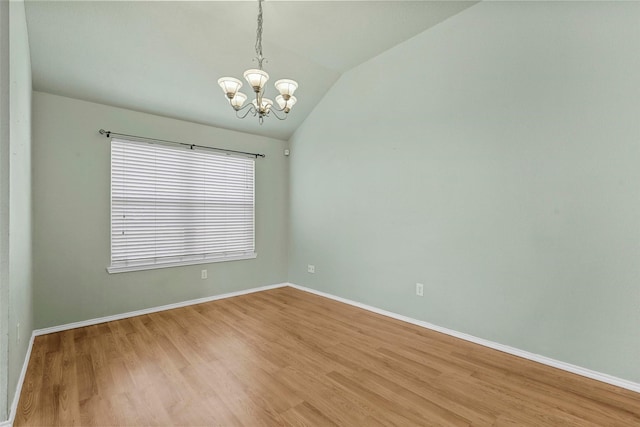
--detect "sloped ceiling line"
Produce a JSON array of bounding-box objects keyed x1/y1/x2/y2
[{"x1": 25, "y1": 1, "x2": 476, "y2": 140}]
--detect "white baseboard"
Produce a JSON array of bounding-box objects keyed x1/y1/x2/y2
[
  {"x1": 2, "y1": 333, "x2": 35, "y2": 427},
  {"x1": 33, "y1": 283, "x2": 288, "y2": 336},
  {"x1": 3, "y1": 283, "x2": 288, "y2": 426},
  {"x1": 287, "y1": 283, "x2": 640, "y2": 394},
  {"x1": 10, "y1": 279, "x2": 637, "y2": 427}
]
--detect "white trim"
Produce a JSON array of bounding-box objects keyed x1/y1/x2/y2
[
  {"x1": 106, "y1": 252, "x2": 257, "y2": 274},
  {"x1": 14, "y1": 279, "x2": 637, "y2": 427},
  {"x1": 34, "y1": 283, "x2": 288, "y2": 336},
  {"x1": 2, "y1": 333, "x2": 35, "y2": 427},
  {"x1": 4, "y1": 283, "x2": 288, "y2": 426},
  {"x1": 287, "y1": 283, "x2": 640, "y2": 394}
]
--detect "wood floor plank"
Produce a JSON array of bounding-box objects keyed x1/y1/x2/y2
[
  {"x1": 276, "y1": 364, "x2": 398, "y2": 426},
  {"x1": 14, "y1": 335, "x2": 46, "y2": 426},
  {"x1": 15, "y1": 286, "x2": 640, "y2": 426},
  {"x1": 280, "y1": 401, "x2": 340, "y2": 427}
]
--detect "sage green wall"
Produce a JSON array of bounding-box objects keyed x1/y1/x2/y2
[
  {"x1": 0, "y1": 0, "x2": 9, "y2": 419},
  {"x1": 33, "y1": 92, "x2": 289, "y2": 329},
  {"x1": 3, "y1": 0, "x2": 34, "y2": 421},
  {"x1": 288, "y1": 1, "x2": 640, "y2": 382},
  {"x1": 8, "y1": 0, "x2": 34, "y2": 411}
]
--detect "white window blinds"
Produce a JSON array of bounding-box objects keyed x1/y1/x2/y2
[{"x1": 109, "y1": 138, "x2": 256, "y2": 273}]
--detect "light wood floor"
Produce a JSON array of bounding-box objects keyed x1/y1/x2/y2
[{"x1": 16, "y1": 287, "x2": 640, "y2": 426}]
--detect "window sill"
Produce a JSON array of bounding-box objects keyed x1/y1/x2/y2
[{"x1": 107, "y1": 253, "x2": 257, "y2": 274}]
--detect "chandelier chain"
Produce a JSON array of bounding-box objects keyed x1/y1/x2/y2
[{"x1": 255, "y1": 0, "x2": 264, "y2": 69}]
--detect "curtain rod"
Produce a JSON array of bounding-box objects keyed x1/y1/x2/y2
[{"x1": 98, "y1": 129, "x2": 266, "y2": 158}]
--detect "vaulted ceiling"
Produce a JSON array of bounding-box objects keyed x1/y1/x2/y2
[{"x1": 25, "y1": 1, "x2": 477, "y2": 140}]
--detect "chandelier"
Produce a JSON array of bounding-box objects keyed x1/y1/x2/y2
[{"x1": 217, "y1": 0, "x2": 298, "y2": 125}]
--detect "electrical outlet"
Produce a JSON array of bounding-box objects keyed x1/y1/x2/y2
[
  {"x1": 416, "y1": 283, "x2": 424, "y2": 297},
  {"x1": 307, "y1": 264, "x2": 315, "y2": 274},
  {"x1": 201, "y1": 269, "x2": 208, "y2": 279}
]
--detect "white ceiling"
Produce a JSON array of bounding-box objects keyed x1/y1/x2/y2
[{"x1": 25, "y1": 1, "x2": 477, "y2": 140}]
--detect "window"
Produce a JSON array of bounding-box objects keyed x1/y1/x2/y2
[{"x1": 108, "y1": 138, "x2": 256, "y2": 273}]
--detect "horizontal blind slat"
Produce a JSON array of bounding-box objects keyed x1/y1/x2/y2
[{"x1": 110, "y1": 138, "x2": 255, "y2": 269}]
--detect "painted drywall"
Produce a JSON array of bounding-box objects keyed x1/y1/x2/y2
[
  {"x1": 3, "y1": 0, "x2": 34, "y2": 420},
  {"x1": 0, "y1": 0, "x2": 10, "y2": 419},
  {"x1": 32, "y1": 92, "x2": 289, "y2": 328},
  {"x1": 288, "y1": 1, "x2": 640, "y2": 383}
]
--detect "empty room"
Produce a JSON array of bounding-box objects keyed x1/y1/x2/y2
[{"x1": 1, "y1": 0, "x2": 640, "y2": 425}]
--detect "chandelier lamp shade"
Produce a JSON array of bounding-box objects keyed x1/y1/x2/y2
[{"x1": 217, "y1": 0, "x2": 299, "y2": 124}]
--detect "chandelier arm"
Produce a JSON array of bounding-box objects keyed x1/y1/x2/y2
[
  {"x1": 269, "y1": 108, "x2": 288, "y2": 121},
  {"x1": 270, "y1": 105, "x2": 287, "y2": 113},
  {"x1": 233, "y1": 103, "x2": 253, "y2": 113},
  {"x1": 236, "y1": 105, "x2": 257, "y2": 119}
]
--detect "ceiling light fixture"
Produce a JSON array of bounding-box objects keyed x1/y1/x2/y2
[{"x1": 217, "y1": 0, "x2": 298, "y2": 125}]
